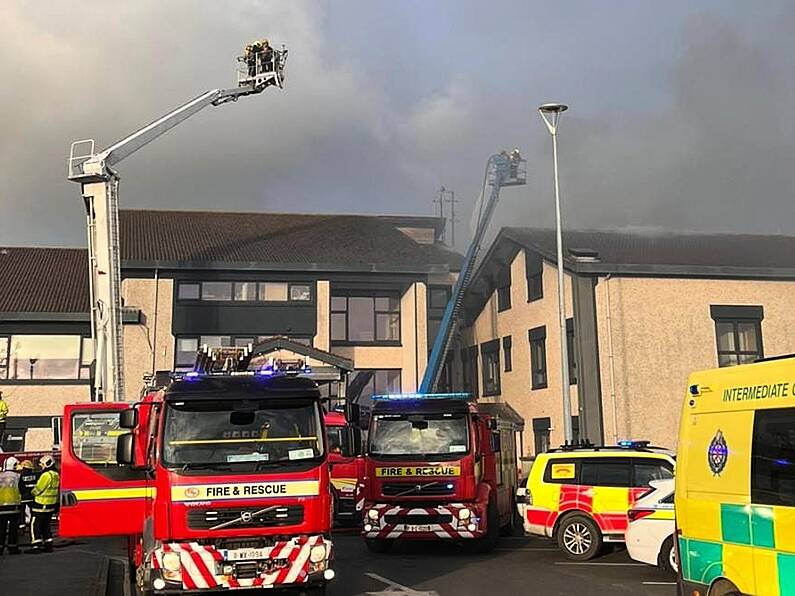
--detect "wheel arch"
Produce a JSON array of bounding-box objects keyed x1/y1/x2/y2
[{"x1": 552, "y1": 509, "x2": 598, "y2": 539}]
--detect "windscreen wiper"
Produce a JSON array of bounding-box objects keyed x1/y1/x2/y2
[{"x1": 180, "y1": 462, "x2": 232, "y2": 472}]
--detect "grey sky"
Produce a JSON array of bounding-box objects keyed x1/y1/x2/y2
[{"x1": 1, "y1": 1, "x2": 794, "y2": 248}]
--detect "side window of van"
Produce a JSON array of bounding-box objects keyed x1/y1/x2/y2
[
  {"x1": 580, "y1": 458, "x2": 632, "y2": 487},
  {"x1": 633, "y1": 460, "x2": 674, "y2": 487},
  {"x1": 752, "y1": 408, "x2": 795, "y2": 507}
]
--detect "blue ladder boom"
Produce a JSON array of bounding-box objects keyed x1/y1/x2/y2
[{"x1": 419, "y1": 150, "x2": 526, "y2": 394}]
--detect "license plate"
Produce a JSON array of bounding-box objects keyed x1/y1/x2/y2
[
  {"x1": 404, "y1": 524, "x2": 433, "y2": 532},
  {"x1": 226, "y1": 548, "x2": 269, "y2": 561}
]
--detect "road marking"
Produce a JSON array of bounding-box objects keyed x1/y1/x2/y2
[
  {"x1": 642, "y1": 582, "x2": 677, "y2": 585},
  {"x1": 554, "y1": 562, "x2": 646, "y2": 567},
  {"x1": 365, "y1": 572, "x2": 439, "y2": 595},
  {"x1": 494, "y1": 547, "x2": 559, "y2": 551}
]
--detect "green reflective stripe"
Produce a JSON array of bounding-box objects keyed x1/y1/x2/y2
[
  {"x1": 679, "y1": 537, "x2": 691, "y2": 581},
  {"x1": 721, "y1": 503, "x2": 751, "y2": 545},
  {"x1": 683, "y1": 538, "x2": 723, "y2": 585},
  {"x1": 751, "y1": 506, "x2": 776, "y2": 549},
  {"x1": 779, "y1": 553, "x2": 795, "y2": 596}
]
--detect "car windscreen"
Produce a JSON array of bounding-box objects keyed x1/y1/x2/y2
[
  {"x1": 162, "y1": 397, "x2": 323, "y2": 469},
  {"x1": 369, "y1": 413, "x2": 469, "y2": 457}
]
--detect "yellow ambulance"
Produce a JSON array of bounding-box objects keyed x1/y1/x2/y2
[{"x1": 676, "y1": 355, "x2": 795, "y2": 596}]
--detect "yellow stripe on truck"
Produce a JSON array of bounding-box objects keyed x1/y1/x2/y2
[
  {"x1": 72, "y1": 487, "x2": 155, "y2": 501},
  {"x1": 171, "y1": 480, "x2": 320, "y2": 502},
  {"x1": 375, "y1": 466, "x2": 461, "y2": 478}
]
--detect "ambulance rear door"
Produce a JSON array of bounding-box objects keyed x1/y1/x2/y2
[{"x1": 59, "y1": 403, "x2": 150, "y2": 538}]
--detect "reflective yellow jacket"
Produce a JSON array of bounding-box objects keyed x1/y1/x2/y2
[{"x1": 32, "y1": 470, "x2": 59, "y2": 506}]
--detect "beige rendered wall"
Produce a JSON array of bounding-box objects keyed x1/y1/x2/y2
[
  {"x1": 330, "y1": 282, "x2": 428, "y2": 392},
  {"x1": 465, "y1": 250, "x2": 577, "y2": 456},
  {"x1": 121, "y1": 277, "x2": 174, "y2": 401},
  {"x1": 594, "y1": 276, "x2": 795, "y2": 449}
]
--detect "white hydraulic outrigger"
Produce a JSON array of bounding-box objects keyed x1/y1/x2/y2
[{"x1": 67, "y1": 44, "x2": 288, "y2": 403}]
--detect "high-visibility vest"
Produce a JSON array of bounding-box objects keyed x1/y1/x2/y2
[
  {"x1": 32, "y1": 470, "x2": 59, "y2": 506},
  {"x1": 0, "y1": 400, "x2": 8, "y2": 422},
  {"x1": 0, "y1": 471, "x2": 21, "y2": 507}
]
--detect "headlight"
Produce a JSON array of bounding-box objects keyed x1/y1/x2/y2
[
  {"x1": 162, "y1": 552, "x2": 181, "y2": 572},
  {"x1": 309, "y1": 544, "x2": 327, "y2": 564},
  {"x1": 458, "y1": 508, "x2": 471, "y2": 521},
  {"x1": 367, "y1": 509, "x2": 379, "y2": 521}
]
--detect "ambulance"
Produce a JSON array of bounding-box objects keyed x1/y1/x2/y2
[
  {"x1": 518, "y1": 442, "x2": 675, "y2": 560},
  {"x1": 676, "y1": 355, "x2": 795, "y2": 596}
]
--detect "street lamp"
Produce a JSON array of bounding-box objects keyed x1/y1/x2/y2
[{"x1": 538, "y1": 102, "x2": 573, "y2": 444}]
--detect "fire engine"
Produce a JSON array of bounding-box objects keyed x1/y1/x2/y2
[
  {"x1": 59, "y1": 348, "x2": 335, "y2": 594},
  {"x1": 360, "y1": 394, "x2": 522, "y2": 552},
  {"x1": 324, "y1": 411, "x2": 365, "y2": 526}
]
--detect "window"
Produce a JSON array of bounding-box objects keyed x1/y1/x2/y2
[
  {"x1": 290, "y1": 284, "x2": 312, "y2": 302},
  {"x1": 348, "y1": 369, "x2": 401, "y2": 407},
  {"x1": 497, "y1": 266, "x2": 511, "y2": 312},
  {"x1": 233, "y1": 282, "x2": 258, "y2": 301},
  {"x1": 461, "y1": 346, "x2": 479, "y2": 397},
  {"x1": 503, "y1": 336, "x2": 512, "y2": 372},
  {"x1": 752, "y1": 407, "x2": 795, "y2": 506},
  {"x1": 543, "y1": 458, "x2": 578, "y2": 484},
  {"x1": 200, "y1": 281, "x2": 232, "y2": 301},
  {"x1": 533, "y1": 417, "x2": 551, "y2": 455},
  {"x1": 429, "y1": 287, "x2": 450, "y2": 309},
  {"x1": 178, "y1": 283, "x2": 200, "y2": 300},
  {"x1": 259, "y1": 282, "x2": 288, "y2": 302},
  {"x1": 711, "y1": 305, "x2": 764, "y2": 367},
  {"x1": 175, "y1": 337, "x2": 199, "y2": 370},
  {"x1": 633, "y1": 460, "x2": 674, "y2": 487},
  {"x1": 71, "y1": 411, "x2": 123, "y2": 465},
  {"x1": 566, "y1": 318, "x2": 577, "y2": 385},
  {"x1": 330, "y1": 294, "x2": 400, "y2": 343},
  {"x1": 529, "y1": 326, "x2": 547, "y2": 390},
  {"x1": 176, "y1": 335, "x2": 312, "y2": 371},
  {"x1": 1, "y1": 335, "x2": 92, "y2": 381},
  {"x1": 580, "y1": 458, "x2": 632, "y2": 487},
  {"x1": 481, "y1": 340, "x2": 501, "y2": 397},
  {"x1": 526, "y1": 250, "x2": 543, "y2": 302}
]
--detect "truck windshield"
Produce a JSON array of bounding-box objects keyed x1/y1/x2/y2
[
  {"x1": 162, "y1": 397, "x2": 324, "y2": 468},
  {"x1": 369, "y1": 413, "x2": 469, "y2": 457}
]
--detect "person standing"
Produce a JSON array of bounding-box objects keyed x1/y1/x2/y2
[
  {"x1": 29, "y1": 455, "x2": 59, "y2": 553},
  {"x1": 0, "y1": 456, "x2": 21, "y2": 555},
  {"x1": 18, "y1": 460, "x2": 37, "y2": 528},
  {"x1": 0, "y1": 391, "x2": 8, "y2": 446}
]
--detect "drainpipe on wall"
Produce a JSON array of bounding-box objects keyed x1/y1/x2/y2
[
  {"x1": 604, "y1": 274, "x2": 619, "y2": 443},
  {"x1": 414, "y1": 284, "x2": 419, "y2": 391},
  {"x1": 150, "y1": 268, "x2": 159, "y2": 375}
]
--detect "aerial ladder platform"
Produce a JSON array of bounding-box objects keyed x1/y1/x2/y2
[{"x1": 67, "y1": 43, "x2": 287, "y2": 403}]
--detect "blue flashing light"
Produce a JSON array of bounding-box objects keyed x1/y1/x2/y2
[
  {"x1": 372, "y1": 392, "x2": 472, "y2": 402},
  {"x1": 618, "y1": 439, "x2": 650, "y2": 449},
  {"x1": 257, "y1": 368, "x2": 276, "y2": 376},
  {"x1": 185, "y1": 371, "x2": 202, "y2": 380}
]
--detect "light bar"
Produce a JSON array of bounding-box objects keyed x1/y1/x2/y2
[
  {"x1": 372, "y1": 393, "x2": 473, "y2": 402},
  {"x1": 618, "y1": 439, "x2": 651, "y2": 448}
]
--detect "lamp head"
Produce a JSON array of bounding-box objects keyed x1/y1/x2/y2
[{"x1": 538, "y1": 103, "x2": 569, "y2": 114}]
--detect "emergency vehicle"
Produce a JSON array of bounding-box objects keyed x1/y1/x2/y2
[
  {"x1": 59, "y1": 348, "x2": 334, "y2": 595},
  {"x1": 360, "y1": 393, "x2": 523, "y2": 553},
  {"x1": 517, "y1": 441, "x2": 675, "y2": 560},
  {"x1": 325, "y1": 411, "x2": 365, "y2": 525},
  {"x1": 676, "y1": 355, "x2": 795, "y2": 596}
]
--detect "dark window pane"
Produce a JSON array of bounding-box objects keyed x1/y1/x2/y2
[
  {"x1": 375, "y1": 297, "x2": 399, "y2": 312},
  {"x1": 497, "y1": 285, "x2": 511, "y2": 311},
  {"x1": 580, "y1": 460, "x2": 632, "y2": 487},
  {"x1": 739, "y1": 353, "x2": 758, "y2": 364},
  {"x1": 348, "y1": 297, "x2": 375, "y2": 342},
  {"x1": 376, "y1": 313, "x2": 400, "y2": 341},
  {"x1": 202, "y1": 282, "x2": 232, "y2": 301},
  {"x1": 429, "y1": 288, "x2": 449, "y2": 309},
  {"x1": 718, "y1": 353, "x2": 739, "y2": 367},
  {"x1": 633, "y1": 462, "x2": 674, "y2": 487},
  {"x1": 176, "y1": 337, "x2": 199, "y2": 367},
  {"x1": 200, "y1": 336, "x2": 232, "y2": 348},
  {"x1": 752, "y1": 408, "x2": 795, "y2": 506},
  {"x1": 233, "y1": 282, "x2": 257, "y2": 301},
  {"x1": 331, "y1": 296, "x2": 347, "y2": 311},
  {"x1": 234, "y1": 337, "x2": 254, "y2": 347},
  {"x1": 178, "y1": 283, "x2": 200, "y2": 300},
  {"x1": 528, "y1": 273, "x2": 543, "y2": 301},
  {"x1": 290, "y1": 284, "x2": 311, "y2": 301},
  {"x1": 737, "y1": 322, "x2": 759, "y2": 352},
  {"x1": 331, "y1": 313, "x2": 347, "y2": 341},
  {"x1": 716, "y1": 322, "x2": 735, "y2": 352},
  {"x1": 259, "y1": 282, "x2": 288, "y2": 301}
]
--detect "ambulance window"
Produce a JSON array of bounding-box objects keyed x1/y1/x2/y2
[
  {"x1": 633, "y1": 460, "x2": 674, "y2": 487},
  {"x1": 580, "y1": 459, "x2": 632, "y2": 487},
  {"x1": 543, "y1": 459, "x2": 579, "y2": 484},
  {"x1": 751, "y1": 408, "x2": 795, "y2": 507},
  {"x1": 71, "y1": 411, "x2": 122, "y2": 465}
]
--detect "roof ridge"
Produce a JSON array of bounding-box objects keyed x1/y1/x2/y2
[{"x1": 119, "y1": 207, "x2": 442, "y2": 221}]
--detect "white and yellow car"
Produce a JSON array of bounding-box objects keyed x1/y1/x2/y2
[{"x1": 625, "y1": 478, "x2": 676, "y2": 573}]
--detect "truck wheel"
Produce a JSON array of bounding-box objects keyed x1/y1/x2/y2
[
  {"x1": 557, "y1": 514, "x2": 602, "y2": 561},
  {"x1": 365, "y1": 538, "x2": 393, "y2": 553},
  {"x1": 658, "y1": 535, "x2": 678, "y2": 574},
  {"x1": 298, "y1": 585, "x2": 327, "y2": 596}
]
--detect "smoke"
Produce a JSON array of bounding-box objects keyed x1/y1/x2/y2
[{"x1": 1, "y1": 2, "x2": 794, "y2": 247}]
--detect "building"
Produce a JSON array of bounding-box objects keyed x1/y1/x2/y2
[
  {"x1": 0, "y1": 210, "x2": 461, "y2": 451},
  {"x1": 459, "y1": 227, "x2": 795, "y2": 456}
]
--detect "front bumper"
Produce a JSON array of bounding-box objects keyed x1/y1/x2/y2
[
  {"x1": 362, "y1": 502, "x2": 484, "y2": 540},
  {"x1": 147, "y1": 535, "x2": 333, "y2": 592}
]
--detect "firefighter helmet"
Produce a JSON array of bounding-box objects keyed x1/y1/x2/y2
[
  {"x1": 3, "y1": 457, "x2": 19, "y2": 472},
  {"x1": 39, "y1": 455, "x2": 55, "y2": 470},
  {"x1": 20, "y1": 459, "x2": 34, "y2": 471}
]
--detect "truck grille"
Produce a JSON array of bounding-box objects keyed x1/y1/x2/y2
[
  {"x1": 381, "y1": 482, "x2": 455, "y2": 497},
  {"x1": 187, "y1": 505, "x2": 304, "y2": 530},
  {"x1": 384, "y1": 512, "x2": 453, "y2": 525}
]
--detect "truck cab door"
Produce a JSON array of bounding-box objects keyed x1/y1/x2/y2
[{"x1": 59, "y1": 403, "x2": 151, "y2": 538}]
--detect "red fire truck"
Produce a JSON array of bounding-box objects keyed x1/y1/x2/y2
[
  {"x1": 324, "y1": 411, "x2": 365, "y2": 526},
  {"x1": 360, "y1": 393, "x2": 523, "y2": 553},
  {"x1": 59, "y1": 358, "x2": 334, "y2": 595}
]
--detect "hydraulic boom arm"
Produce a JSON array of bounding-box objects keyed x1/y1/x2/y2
[{"x1": 419, "y1": 150, "x2": 526, "y2": 394}]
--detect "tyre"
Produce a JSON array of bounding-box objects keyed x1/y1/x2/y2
[
  {"x1": 298, "y1": 585, "x2": 327, "y2": 596},
  {"x1": 365, "y1": 538, "x2": 393, "y2": 553},
  {"x1": 557, "y1": 514, "x2": 602, "y2": 561},
  {"x1": 658, "y1": 535, "x2": 678, "y2": 574},
  {"x1": 708, "y1": 579, "x2": 741, "y2": 596},
  {"x1": 501, "y1": 501, "x2": 524, "y2": 537},
  {"x1": 465, "y1": 499, "x2": 500, "y2": 553}
]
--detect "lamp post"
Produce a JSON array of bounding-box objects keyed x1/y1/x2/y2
[{"x1": 538, "y1": 102, "x2": 573, "y2": 444}]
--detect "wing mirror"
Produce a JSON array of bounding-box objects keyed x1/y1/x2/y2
[
  {"x1": 119, "y1": 407, "x2": 138, "y2": 429},
  {"x1": 116, "y1": 433, "x2": 135, "y2": 465}
]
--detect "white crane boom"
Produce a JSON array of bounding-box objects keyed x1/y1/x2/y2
[{"x1": 67, "y1": 44, "x2": 287, "y2": 402}]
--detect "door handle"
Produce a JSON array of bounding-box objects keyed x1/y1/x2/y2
[{"x1": 60, "y1": 491, "x2": 78, "y2": 507}]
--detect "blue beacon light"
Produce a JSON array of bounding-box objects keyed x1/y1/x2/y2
[{"x1": 371, "y1": 392, "x2": 472, "y2": 402}]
